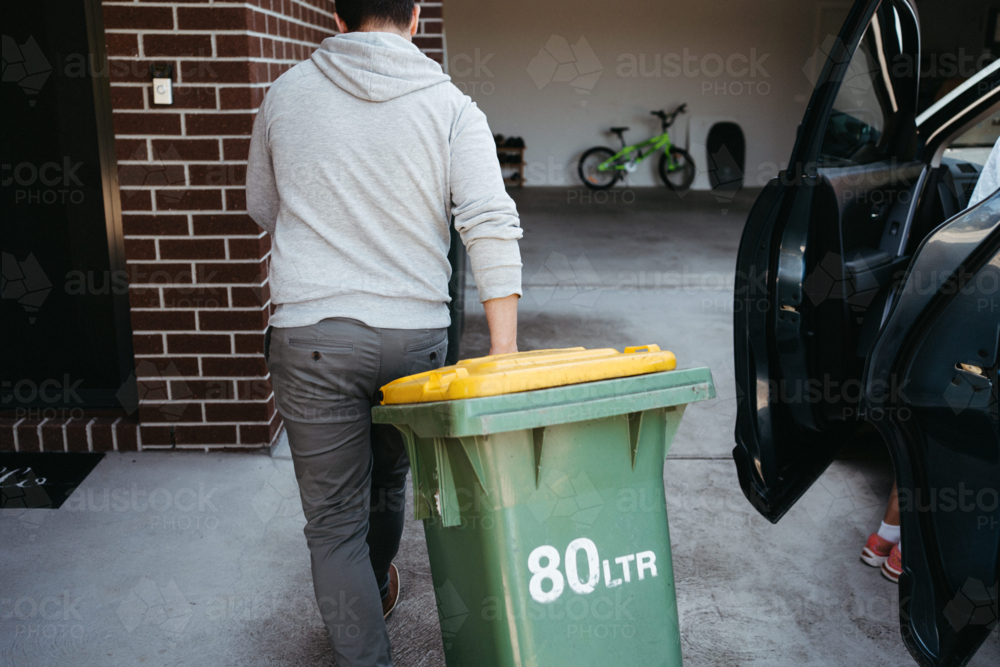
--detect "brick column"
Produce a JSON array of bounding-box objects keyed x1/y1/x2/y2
[
  {"x1": 414, "y1": 2, "x2": 444, "y2": 63},
  {"x1": 96, "y1": 1, "x2": 445, "y2": 451}
]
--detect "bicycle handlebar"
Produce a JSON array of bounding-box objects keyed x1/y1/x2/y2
[
  {"x1": 650, "y1": 104, "x2": 687, "y2": 119},
  {"x1": 651, "y1": 104, "x2": 687, "y2": 129}
]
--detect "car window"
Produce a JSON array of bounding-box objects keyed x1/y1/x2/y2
[
  {"x1": 948, "y1": 110, "x2": 1000, "y2": 148},
  {"x1": 914, "y1": 0, "x2": 999, "y2": 117},
  {"x1": 942, "y1": 111, "x2": 1000, "y2": 178},
  {"x1": 818, "y1": 26, "x2": 890, "y2": 167}
]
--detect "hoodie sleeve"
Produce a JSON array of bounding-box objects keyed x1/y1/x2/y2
[
  {"x1": 247, "y1": 96, "x2": 279, "y2": 236},
  {"x1": 449, "y1": 99, "x2": 523, "y2": 303}
]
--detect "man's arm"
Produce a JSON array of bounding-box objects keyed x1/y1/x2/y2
[
  {"x1": 246, "y1": 96, "x2": 279, "y2": 235},
  {"x1": 449, "y1": 100, "x2": 523, "y2": 356},
  {"x1": 484, "y1": 294, "x2": 518, "y2": 355}
]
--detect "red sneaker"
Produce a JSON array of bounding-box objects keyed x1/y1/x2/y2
[
  {"x1": 861, "y1": 532, "x2": 896, "y2": 567},
  {"x1": 881, "y1": 544, "x2": 902, "y2": 583}
]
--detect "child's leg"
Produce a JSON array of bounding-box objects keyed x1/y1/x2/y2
[{"x1": 878, "y1": 482, "x2": 900, "y2": 542}]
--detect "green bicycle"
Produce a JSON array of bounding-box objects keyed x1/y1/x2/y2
[{"x1": 578, "y1": 104, "x2": 696, "y2": 191}]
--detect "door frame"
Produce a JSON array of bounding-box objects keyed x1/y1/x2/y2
[{"x1": 84, "y1": 0, "x2": 135, "y2": 399}]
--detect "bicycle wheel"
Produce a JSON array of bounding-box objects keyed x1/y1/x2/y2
[
  {"x1": 578, "y1": 147, "x2": 619, "y2": 190},
  {"x1": 659, "y1": 147, "x2": 695, "y2": 192}
]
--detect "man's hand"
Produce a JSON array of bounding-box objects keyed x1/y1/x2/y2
[{"x1": 483, "y1": 294, "x2": 519, "y2": 355}]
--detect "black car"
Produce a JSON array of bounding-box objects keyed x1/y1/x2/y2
[{"x1": 732, "y1": 1, "x2": 999, "y2": 665}]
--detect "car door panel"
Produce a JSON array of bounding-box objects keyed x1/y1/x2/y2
[
  {"x1": 734, "y1": 0, "x2": 921, "y2": 521},
  {"x1": 733, "y1": 176, "x2": 836, "y2": 519},
  {"x1": 863, "y1": 194, "x2": 999, "y2": 667},
  {"x1": 803, "y1": 161, "x2": 927, "y2": 414}
]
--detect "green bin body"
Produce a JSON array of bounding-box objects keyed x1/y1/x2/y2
[{"x1": 372, "y1": 367, "x2": 715, "y2": 667}]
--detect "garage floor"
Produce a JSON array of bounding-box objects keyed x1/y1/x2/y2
[{"x1": 3, "y1": 187, "x2": 997, "y2": 666}]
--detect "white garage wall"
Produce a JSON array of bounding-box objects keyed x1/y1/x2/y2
[{"x1": 443, "y1": 0, "x2": 852, "y2": 187}]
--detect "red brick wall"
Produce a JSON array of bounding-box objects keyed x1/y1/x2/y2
[
  {"x1": 414, "y1": 2, "x2": 444, "y2": 62},
  {"x1": 101, "y1": 0, "x2": 338, "y2": 451},
  {"x1": 0, "y1": 1, "x2": 444, "y2": 453}
]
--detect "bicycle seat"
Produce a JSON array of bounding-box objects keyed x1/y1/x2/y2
[{"x1": 610, "y1": 126, "x2": 629, "y2": 134}]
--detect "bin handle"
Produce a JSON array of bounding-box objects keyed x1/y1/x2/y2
[
  {"x1": 424, "y1": 367, "x2": 469, "y2": 392},
  {"x1": 624, "y1": 344, "x2": 660, "y2": 354}
]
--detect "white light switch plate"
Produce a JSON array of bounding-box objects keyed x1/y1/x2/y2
[{"x1": 152, "y1": 77, "x2": 173, "y2": 105}]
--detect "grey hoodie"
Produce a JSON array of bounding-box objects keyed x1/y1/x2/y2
[{"x1": 247, "y1": 32, "x2": 522, "y2": 330}]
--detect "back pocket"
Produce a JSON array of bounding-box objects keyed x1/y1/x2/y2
[
  {"x1": 405, "y1": 333, "x2": 448, "y2": 375},
  {"x1": 405, "y1": 333, "x2": 448, "y2": 355}
]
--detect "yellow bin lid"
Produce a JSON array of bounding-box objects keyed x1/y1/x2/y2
[{"x1": 380, "y1": 345, "x2": 676, "y2": 404}]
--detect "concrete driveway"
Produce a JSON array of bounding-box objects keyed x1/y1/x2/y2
[{"x1": 3, "y1": 187, "x2": 997, "y2": 666}]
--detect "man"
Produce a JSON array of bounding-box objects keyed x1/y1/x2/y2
[{"x1": 245, "y1": 1, "x2": 522, "y2": 664}]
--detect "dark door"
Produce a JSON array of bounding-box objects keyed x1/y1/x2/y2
[
  {"x1": 733, "y1": 0, "x2": 924, "y2": 521},
  {"x1": 2, "y1": 0, "x2": 132, "y2": 412}
]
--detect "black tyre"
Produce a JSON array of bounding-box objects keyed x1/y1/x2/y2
[
  {"x1": 659, "y1": 147, "x2": 695, "y2": 192},
  {"x1": 578, "y1": 147, "x2": 619, "y2": 190}
]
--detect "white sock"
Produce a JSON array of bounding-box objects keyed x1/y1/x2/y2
[{"x1": 877, "y1": 521, "x2": 900, "y2": 544}]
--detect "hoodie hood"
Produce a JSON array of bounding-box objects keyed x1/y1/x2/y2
[{"x1": 311, "y1": 32, "x2": 451, "y2": 102}]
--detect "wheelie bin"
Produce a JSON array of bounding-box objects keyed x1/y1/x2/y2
[{"x1": 372, "y1": 345, "x2": 715, "y2": 667}]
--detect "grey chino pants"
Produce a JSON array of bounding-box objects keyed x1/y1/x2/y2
[{"x1": 266, "y1": 317, "x2": 447, "y2": 667}]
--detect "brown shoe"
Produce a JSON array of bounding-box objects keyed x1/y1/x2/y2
[{"x1": 382, "y1": 563, "x2": 400, "y2": 619}]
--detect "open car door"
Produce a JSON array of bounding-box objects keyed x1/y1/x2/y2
[
  {"x1": 733, "y1": 0, "x2": 924, "y2": 521},
  {"x1": 733, "y1": 0, "x2": 1000, "y2": 663},
  {"x1": 863, "y1": 190, "x2": 998, "y2": 667},
  {"x1": 862, "y1": 62, "x2": 1000, "y2": 667}
]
